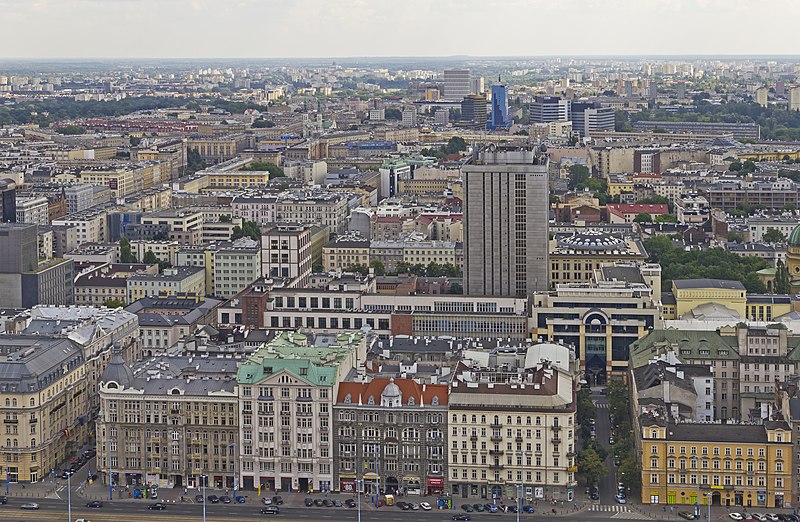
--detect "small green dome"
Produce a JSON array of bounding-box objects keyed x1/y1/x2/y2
[{"x1": 790, "y1": 224, "x2": 800, "y2": 246}]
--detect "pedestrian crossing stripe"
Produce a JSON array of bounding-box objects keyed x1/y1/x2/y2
[
  {"x1": 593, "y1": 402, "x2": 610, "y2": 409},
  {"x1": 589, "y1": 504, "x2": 631, "y2": 512}
]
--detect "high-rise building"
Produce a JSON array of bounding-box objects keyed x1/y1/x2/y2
[
  {"x1": 529, "y1": 96, "x2": 570, "y2": 123},
  {"x1": 443, "y1": 68, "x2": 471, "y2": 101},
  {"x1": 463, "y1": 147, "x2": 549, "y2": 297},
  {"x1": 0, "y1": 179, "x2": 16, "y2": 223},
  {"x1": 470, "y1": 76, "x2": 485, "y2": 95},
  {"x1": 401, "y1": 109, "x2": 417, "y2": 127},
  {"x1": 790, "y1": 87, "x2": 800, "y2": 112},
  {"x1": 460, "y1": 94, "x2": 487, "y2": 126},
  {"x1": 755, "y1": 86, "x2": 768, "y2": 108},
  {"x1": 570, "y1": 103, "x2": 615, "y2": 137},
  {"x1": 488, "y1": 82, "x2": 509, "y2": 130}
]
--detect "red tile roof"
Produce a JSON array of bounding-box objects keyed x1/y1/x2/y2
[
  {"x1": 608, "y1": 203, "x2": 669, "y2": 215},
  {"x1": 336, "y1": 378, "x2": 448, "y2": 407}
]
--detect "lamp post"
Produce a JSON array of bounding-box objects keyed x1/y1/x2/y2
[
  {"x1": 356, "y1": 478, "x2": 362, "y2": 522},
  {"x1": 229, "y1": 442, "x2": 237, "y2": 504},
  {"x1": 201, "y1": 474, "x2": 208, "y2": 522},
  {"x1": 105, "y1": 439, "x2": 114, "y2": 501},
  {"x1": 515, "y1": 484, "x2": 521, "y2": 522},
  {"x1": 706, "y1": 492, "x2": 711, "y2": 521},
  {"x1": 5, "y1": 454, "x2": 9, "y2": 495},
  {"x1": 68, "y1": 470, "x2": 72, "y2": 522}
]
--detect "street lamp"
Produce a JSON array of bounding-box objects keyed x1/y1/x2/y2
[
  {"x1": 356, "y1": 478, "x2": 362, "y2": 522},
  {"x1": 67, "y1": 470, "x2": 72, "y2": 522},
  {"x1": 201, "y1": 474, "x2": 208, "y2": 522},
  {"x1": 5, "y1": 454, "x2": 9, "y2": 495},
  {"x1": 229, "y1": 442, "x2": 237, "y2": 504},
  {"x1": 515, "y1": 484, "x2": 521, "y2": 522},
  {"x1": 105, "y1": 440, "x2": 114, "y2": 501}
]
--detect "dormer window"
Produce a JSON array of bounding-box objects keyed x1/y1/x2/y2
[
  {"x1": 408, "y1": 397, "x2": 415, "y2": 406},
  {"x1": 344, "y1": 394, "x2": 352, "y2": 404},
  {"x1": 368, "y1": 396, "x2": 375, "y2": 405},
  {"x1": 431, "y1": 396, "x2": 439, "y2": 406}
]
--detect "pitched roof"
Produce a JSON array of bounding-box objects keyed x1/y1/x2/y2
[
  {"x1": 608, "y1": 204, "x2": 669, "y2": 215},
  {"x1": 335, "y1": 378, "x2": 448, "y2": 407}
]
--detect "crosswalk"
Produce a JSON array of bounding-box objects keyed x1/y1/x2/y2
[
  {"x1": 593, "y1": 402, "x2": 610, "y2": 409},
  {"x1": 588, "y1": 504, "x2": 651, "y2": 519}
]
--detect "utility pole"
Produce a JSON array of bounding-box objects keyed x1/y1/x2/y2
[
  {"x1": 357, "y1": 478, "x2": 362, "y2": 522},
  {"x1": 229, "y1": 443, "x2": 237, "y2": 504},
  {"x1": 68, "y1": 471, "x2": 72, "y2": 522},
  {"x1": 106, "y1": 440, "x2": 114, "y2": 501},
  {"x1": 201, "y1": 474, "x2": 207, "y2": 522}
]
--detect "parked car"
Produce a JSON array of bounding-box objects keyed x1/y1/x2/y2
[
  {"x1": 220, "y1": 496, "x2": 231, "y2": 504},
  {"x1": 322, "y1": 499, "x2": 334, "y2": 507},
  {"x1": 260, "y1": 506, "x2": 280, "y2": 515},
  {"x1": 766, "y1": 516, "x2": 780, "y2": 522},
  {"x1": 485, "y1": 504, "x2": 499, "y2": 513},
  {"x1": 614, "y1": 494, "x2": 626, "y2": 504},
  {"x1": 148, "y1": 503, "x2": 166, "y2": 510},
  {"x1": 86, "y1": 501, "x2": 104, "y2": 508},
  {"x1": 314, "y1": 499, "x2": 324, "y2": 507},
  {"x1": 262, "y1": 497, "x2": 272, "y2": 505},
  {"x1": 729, "y1": 514, "x2": 744, "y2": 521},
  {"x1": 195, "y1": 495, "x2": 205, "y2": 503},
  {"x1": 590, "y1": 491, "x2": 600, "y2": 500},
  {"x1": 461, "y1": 504, "x2": 474, "y2": 512},
  {"x1": 678, "y1": 511, "x2": 697, "y2": 520},
  {"x1": 272, "y1": 495, "x2": 284, "y2": 505},
  {"x1": 521, "y1": 505, "x2": 536, "y2": 513},
  {"x1": 304, "y1": 498, "x2": 314, "y2": 507},
  {"x1": 420, "y1": 502, "x2": 432, "y2": 511},
  {"x1": 400, "y1": 502, "x2": 412, "y2": 510},
  {"x1": 207, "y1": 495, "x2": 219, "y2": 504},
  {"x1": 21, "y1": 503, "x2": 40, "y2": 510},
  {"x1": 751, "y1": 514, "x2": 768, "y2": 522},
  {"x1": 453, "y1": 515, "x2": 471, "y2": 521},
  {"x1": 0, "y1": 495, "x2": 7, "y2": 505},
  {"x1": 345, "y1": 499, "x2": 356, "y2": 508},
  {"x1": 333, "y1": 500, "x2": 342, "y2": 507},
  {"x1": 410, "y1": 502, "x2": 420, "y2": 510}
]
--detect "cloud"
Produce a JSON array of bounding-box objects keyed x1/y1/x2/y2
[{"x1": 0, "y1": 0, "x2": 798, "y2": 58}]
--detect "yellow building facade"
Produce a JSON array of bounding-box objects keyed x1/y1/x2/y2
[
  {"x1": 640, "y1": 417, "x2": 792, "y2": 508},
  {"x1": 672, "y1": 279, "x2": 747, "y2": 318}
]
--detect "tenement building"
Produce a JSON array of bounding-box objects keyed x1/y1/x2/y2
[
  {"x1": 96, "y1": 351, "x2": 239, "y2": 489},
  {"x1": 448, "y1": 343, "x2": 577, "y2": 501},
  {"x1": 333, "y1": 377, "x2": 448, "y2": 496}
]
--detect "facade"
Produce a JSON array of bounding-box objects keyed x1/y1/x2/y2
[
  {"x1": 96, "y1": 352, "x2": 239, "y2": 489},
  {"x1": 639, "y1": 415, "x2": 792, "y2": 508},
  {"x1": 127, "y1": 266, "x2": 206, "y2": 303},
  {"x1": 15, "y1": 197, "x2": 50, "y2": 225},
  {"x1": 0, "y1": 337, "x2": 87, "y2": 483},
  {"x1": 322, "y1": 238, "x2": 370, "y2": 272},
  {"x1": 488, "y1": 83, "x2": 509, "y2": 130},
  {"x1": 463, "y1": 147, "x2": 550, "y2": 296},
  {"x1": 529, "y1": 97, "x2": 570, "y2": 123},
  {"x1": 532, "y1": 264, "x2": 662, "y2": 384},
  {"x1": 333, "y1": 378, "x2": 448, "y2": 496},
  {"x1": 275, "y1": 191, "x2": 350, "y2": 234},
  {"x1": 570, "y1": 103, "x2": 614, "y2": 137},
  {"x1": 236, "y1": 331, "x2": 368, "y2": 494},
  {"x1": 443, "y1": 69, "x2": 471, "y2": 101},
  {"x1": 74, "y1": 263, "x2": 158, "y2": 306},
  {"x1": 448, "y1": 349, "x2": 577, "y2": 501},
  {"x1": 633, "y1": 121, "x2": 761, "y2": 140},
  {"x1": 461, "y1": 95, "x2": 488, "y2": 127},
  {"x1": 549, "y1": 231, "x2": 647, "y2": 286},
  {"x1": 261, "y1": 224, "x2": 312, "y2": 287}
]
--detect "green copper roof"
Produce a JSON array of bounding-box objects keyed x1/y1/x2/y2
[
  {"x1": 789, "y1": 224, "x2": 800, "y2": 246},
  {"x1": 756, "y1": 268, "x2": 777, "y2": 276},
  {"x1": 236, "y1": 331, "x2": 363, "y2": 386},
  {"x1": 630, "y1": 329, "x2": 738, "y2": 368}
]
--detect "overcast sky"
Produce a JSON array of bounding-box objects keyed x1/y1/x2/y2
[{"x1": 1, "y1": 0, "x2": 799, "y2": 59}]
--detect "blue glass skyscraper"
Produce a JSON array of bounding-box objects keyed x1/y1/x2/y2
[{"x1": 488, "y1": 80, "x2": 509, "y2": 130}]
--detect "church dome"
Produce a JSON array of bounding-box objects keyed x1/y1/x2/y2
[{"x1": 789, "y1": 224, "x2": 800, "y2": 247}]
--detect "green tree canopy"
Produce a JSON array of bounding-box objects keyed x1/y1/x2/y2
[
  {"x1": 55, "y1": 125, "x2": 86, "y2": 135},
  {"x1": 119, "y1": 237, "x2": 137, "y2": 263},
  {"x1": 384, "y1": 108, "x2": 402, "y2": 120},
  {"x1": 633, "y1": 212, "x2": 652, "y2": 223},
  {"x1": 240, "y1": 162, "x2": 285, "y2": 179},
  {"x1": 654, "y1": 214, "x2": 678, "y2": 223},
  {"x1": 142, "y1": 250, "x2": 158, "y2": 265},
  {"x1": 369, "y1": 259, "x2": 386, "y2": 276},
  {"x1": 775, "y1": 260, "x2": 791, "y2": 294},
  {"x1": 763, "y1": 227, "x2": 787, "y2": 243},
  {"x1": 567, "y1": 164, "x2": 591, "y2": 190},
  {"x1": 231, "y1": 221, "x2": 262, "y2": 242},
  {"x1": 578, "y1": 448, "x2": 607, "y2": 487},
  {"x1": 104, "y1": 298, "x2": 125, "y2": 309}
]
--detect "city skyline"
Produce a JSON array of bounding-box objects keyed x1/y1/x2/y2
[{"x1": 3, "y1": 0, "x2": 800, "y2": 59}]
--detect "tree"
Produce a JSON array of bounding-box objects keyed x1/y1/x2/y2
[
  {"x1": 448, "y1": 283, "x2": 463, "y2": 294},
  {"x1": 727, "y1": 231, "x2": 744, "y2": 243},
  {"x1": 345, "y1": 264, "x2": 369, "y2": 276},
  {"x1": 567, "y1": 164, "x2": 591, "y2": 190},
  {"x1": 231, "y1": 221, "x2": 261, "y2": 241},
  {"x1": 119, "y1": 237, "x2": 137, "y2": 263},
  {"x1": 55, "y1": 125, "x2": 86, "y2": 135},
  {"x1": 578, "y1": 448, "x2": 607, "y2": 487},
  {"x1": 654, "y1": 214, "x2": 678, "y2": 223},
  {"x1": 104, "y1": 299, "x2": 125, "y2": 309},
  {"x1": 763, "y1": 227, "x2": 787, "y2": 244},
  {"x1": 633, "y1": 212, "x2": 652, "y2": 223},
  {"x1": 219, "y1": 215, "x2": 232, "y2": 223},
  {"x1": 130, "y1": 136, "x2": 142, "y2": 146},
  {"x1": 186, "y1": 148, "x2": 207, "y2": 175},
  {"x1": 369, "y1": 259, "x2": 386, "y2": 276},
  {"x1": 775, "y1": 260, "x2": 791, "y2": 294},
  {"x1": 252, "y1": 118, "x2": 275, "y2": 128},
  {"x1": 240, "y1": 162, "x2": 285, "y2": 179},
  {"x1": 142, "y1": 250, "x2": 158, "y2": 265},
  {"x1": 384, "y1": 108, "x2": 402, "y2": 120},
  {"x1": 442, "y1": 136, "x2": 468, "y2": 155},
  {"x1": 312, "y1": 260, "x2": 324, "y2": 272}
]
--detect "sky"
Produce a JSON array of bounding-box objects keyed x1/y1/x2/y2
[{"x1": 1, "y1": 0, "x2": 799, "y2": 59}]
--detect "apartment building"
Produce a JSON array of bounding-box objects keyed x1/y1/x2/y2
[
  {"x1": 127, "y1": 266, "x2": 206, "y2": 303},
  {"x1": 96, "y1": 352, "x2": 239, "y2": 489},
  {"x1": 0, "y1": 337, "x2": 88, "y2": 483},
  {"x1": 639, "y1": 414, "x2": 791, "y2": 508},
  {"x1": 74, "y1": 263, "x2": 158, "y2": 306},
  {"x1": 448, "y1": 345, "x2": 577, "y2": 501},
  {"x1": 230, "y1": 193, "x2": 277, "y2": 225},
  {"x1": 333, "y1": 378, "x2": 448, "y2": 496},
  {"x1": 236, "y1": 331, "x2": 368, "y2": 493},
  {"x1": 276, "y1": 190, "x2": 351, "y2": 234},
  {"x1": 125, "y1": 295, "x2": 222, "y2": 355},
  {"x1": 52, "y1": 208, "x2": 109, "y2": 247},
  {"x1": 549, "y1": 231, "x2": 648, "y2": 286},
  {"x1": 261, "y1": 224, "x2": 312, "y2": 286},
  {"x1": 15, "y1": 197, "x2": 49, "y2": 225}
]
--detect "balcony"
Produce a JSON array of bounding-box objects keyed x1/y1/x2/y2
[
  {"x1": 515, "y1": 435, "x2": 523, "y2": 443},
  {"x1": 489, "y1": 450, "x2": 504, "y2": 456},
  {"x1": 489, "y1": 463, "x2": 504, "y2": 470},
  {"x1": 552, "y1": 425, "x2": 561, "y2": 431},
  {"x1": 551, "y1": 437, "x2": 561, "y2": 444},
  {"x1": 3, "y1": 418, "x2": 18, "y2": 424},
  {"x1": 296, "y1": 411, "x2": 313, "y2": 417},
  {"x1": 490, "y1": 422, "x2": 502, "y2": 429},
  {"x1": 470, "y1": 435, "x2": 478, "y2": 441},
  {"x1": 490, "y1": 435, "x2": 503, "y2": 443}
]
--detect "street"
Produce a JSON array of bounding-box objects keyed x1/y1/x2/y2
[{"x1": 590, "y1": 388, "x2": 619, "y2": 507}]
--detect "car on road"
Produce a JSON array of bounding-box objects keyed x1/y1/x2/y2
[
  {"x1": 220, "y1": 495, "x2": 231, "y2": 504},
  {"x1": 0, "y1": 495, "x2": 6, "y2": 504},
  {"x1": 751, "y1": 514, "x2": 767, "y2": 522},
  {"x1": 272, "y1": 495, "x2": 284, "y2": 505},
  {"x1": 86, "y1": 501, "x2": 104, "y2": 508},
  {"x1": 420, "y1": 502, "x2": 432, "y2": 511},
  {"x1": 453, "y1": 515, "x2": 471, "y2": 521},
  {"x1": 20, "y1": 503, "x2": 39, "y2": 510},
  {"x1": 148, "y1": 503, "x2": 166, "y2": 510},
  {"x1": 345, "y1": 499, "x2": 356, "y2": 508},
  {"x1": 590, "y1": 490, "x2": 600, "y2": 500},
  {"x1": 460, "y1": 504, "x2": 474, "y2": 512},
  {"x1": 260, "y1": 506, "x2": 280, "y2": 515},
  {"x1": 304, "y1": 498, "x2": 314, "y2": 507},
  {"x1": 614, "y1": 494, "x2": 626, "y2": 504},
  {"x1": 729, "y1": 514, "x2": 744, "y2": 521},
  {"x1": 521, "y1": 505, "x2": 536, "y2": 513},
  {"x1": 678, "y1": 511, "x2": 697, "y2": 520},
  {"x1": 485, "y1": 503, "x2": 499, "y2": 513}
]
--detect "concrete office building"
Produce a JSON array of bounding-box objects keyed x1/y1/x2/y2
[
  {"x1": 64, "y1": 184, "x2": 96, "y2": 214},
  {"x1": 529, "y1": 97, "x2": 570, "y2": 123},
  {"x1": 0, "y1": 179, "x2": 17, "y2": 223},
  {"x1": 15, "y1": 197, "x2": 50, "y2": 225},
  {"x1": 791, "y1": 88, "x2": 800, "y2": 112},
  {"x1": 261, "y1": 223, "x2": 312, "y2": 286},
  {"x1": 461, "y1": 95, "x2": 488, "y2": 127},
  {"x1": 488, "y1": 83, "x2": 510, "y2": 130},
  {"x1": 463, "y1": 147, "x2": 549, "y2": 297},
  {"x1": 443, "y1": 69, "x2": 471, "y2": 102},
  {"x1": 570, "y1": 103, "x2": 615, "y2": 137}
]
